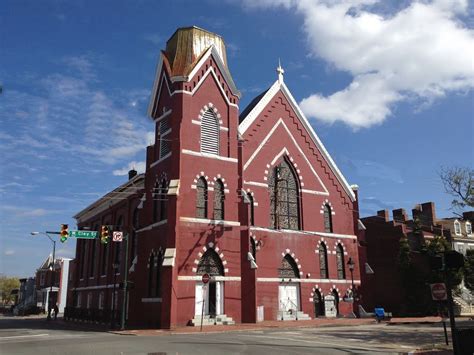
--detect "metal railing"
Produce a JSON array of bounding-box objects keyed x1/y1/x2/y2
[{"x1": 64, "y1": 307, "x2": 120, "y2": 325}]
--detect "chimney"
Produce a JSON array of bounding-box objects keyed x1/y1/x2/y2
[
  {"x1": 128, "y1": 169, "x2": 138, "y2": 180},
  {"x1": 393, "y1": 208, "x2": 408, "y2": 223},
  {"x1": 377, "y1": 209, "x2": 389, "y2": 222},
  {"x1": 462, "y1": 211, "x2": 474, "y2": 222},
  {"x1": 412, "y1": 204, "x2": 422, "y2": 222},
  {"x1": 420, "y1": 202, "x2": 436, "y2": 224}
]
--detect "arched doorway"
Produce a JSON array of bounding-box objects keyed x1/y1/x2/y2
[
  {"x1": 313, "y1": 290, "x2": 324, "y2": 317},
  {"x1": 195, "y1": 249, "x2": 224, "y2": 318},
  {"x1": 278, "y1": 254, "x2": 300, "y2": 314},
  {"x1": 332, "y1": 290, "x2": 340, "y2": 316}
]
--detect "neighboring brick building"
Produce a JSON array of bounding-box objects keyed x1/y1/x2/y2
[
  {"x1": 360, "y1": 202, "x2": 453, "y2": 315},
  {"x1": 68, "y1": 26, "x2": 364, "y2": 328},
  {"x1": 36, "y1": 255, "x2": 71, "y2": 314},
  {"x1": 437, "y1": 211, "x2": 473, "y2": 256}
]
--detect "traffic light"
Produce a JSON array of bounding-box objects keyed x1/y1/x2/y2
[
  {"x1": 60, "y1": 224, "x2": 69, "y2": 243},
  {"x1": 100, "y1": 225, "x2": 110, "y2": 244}
]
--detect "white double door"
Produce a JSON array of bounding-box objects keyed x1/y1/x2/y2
[
  {"x1": 195, "y1": 282, "x2": 223, "y2": 316},
  {"x1": 279, "y1": 284, "x2": 300, "y2": 312}
]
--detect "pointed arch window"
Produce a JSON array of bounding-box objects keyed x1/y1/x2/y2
[
  {"x1": 269, "y1": 159, "x2": 300, "y2": 230},
  {"x1": 153, "y1": 181, "x2": 159, "y2": 222},
  {"x1": 197, "y1": 248, "x2": 224, "y2": 276},
  {"x1": 279, "y1": 254, "x2": 300, "y2": 279},
  {"x1": 214, "y1": 179, "x2": 225, "y2": 220},
  {"x1": 319, "y1": 243, "x2": 329, "y2": 279},
  {"x1": 200, "y1": 108, "x2": 219, "y2": 155},
  {"x1": 323, "y1": 204, "x2": 333, "y2": 233},
  {"x1": 159, "y1": 179, "x2": 168, "y2": 221},
  {"x1": 336, "y1": 244, "x2": 345, "y2": 279},
  {"x1": 196, "y1": 177, "x2": 208, "y2": 218}
]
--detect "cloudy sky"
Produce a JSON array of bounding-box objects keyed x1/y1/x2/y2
[{"x1": 1, "y1": 0, "x2": 473, "y2": 277}]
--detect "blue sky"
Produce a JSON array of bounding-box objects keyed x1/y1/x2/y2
[{"x1": 1, "y1": 0, "x2": 473, "y2": 277}]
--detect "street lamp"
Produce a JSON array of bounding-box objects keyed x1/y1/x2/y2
[
  {"x1": 347, "y1": 257, "x2": 356, "y2": 298},
  {"x1": 31, "y1": 231, "x2": 59, "y2": 320}
]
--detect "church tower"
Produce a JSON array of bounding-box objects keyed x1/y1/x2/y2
[{"x1": 137, "y1": 27, "x2": 243, "y2": 328}]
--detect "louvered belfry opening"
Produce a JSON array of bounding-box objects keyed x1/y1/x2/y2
[
  {"x1": 200, "y1": 109, "x2": 219, "y2": 155},
  {"x1": 278, "y1": 254, "x2": 300, "y2": 279},
  {"x1": 197, "y1": 249, "x2": 224, "y2": 276}
]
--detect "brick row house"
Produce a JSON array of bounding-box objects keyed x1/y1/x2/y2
[{"x1": 67, "y1": 26, "x2": 365, "y2": 328}]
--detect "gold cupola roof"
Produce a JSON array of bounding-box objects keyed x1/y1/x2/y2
[{"x1": 164, "y1": 26, "x2": 228, "y2": 77}]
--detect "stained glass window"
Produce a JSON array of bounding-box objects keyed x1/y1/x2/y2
[
  {"x1": 197, "y1": 249, "x2": 224, "y2": 276},
  {"x1": 196, "y1": 177, "x2": 208, "y2": 218},
  {"x1": 319, "y1": 243, "x2": 329, "y2": 279},
  {"x1": 269, "y1": 160, "x2": 300, "y2": 230},
  {"x1": 323, "y1": 204, "x2": 333, "y2": 233},
  {"x1": 278, "y1": 254, "x2": 300, "y2": 278},
  {"x1": 336, "y1": 244, "x2": 345, "y2": 279},
  {"x1": 213, "y1": 179, "x2": 225, "y2": 220}
]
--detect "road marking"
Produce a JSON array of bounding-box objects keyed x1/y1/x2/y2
[{"x1": 0, "y1": 333, "x2": 49, "y2": 340}]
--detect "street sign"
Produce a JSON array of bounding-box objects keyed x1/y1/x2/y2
[
  {"x1": 430, "y1": 283, "x2": 447, "y2": 301},
  {"x1": 69, "y1": 230, "x2": 98, "y2": 239},
  {"x1": 202, "y1": 273, "x2": 210, "y2": 284},
  {"x1": 113, "y1": 231, "x2": 123, "y2": 242}
]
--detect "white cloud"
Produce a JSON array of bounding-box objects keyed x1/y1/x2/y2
[
  {"x1": 113, "y1": 161, "x2": 146, "y2": 176},
  {"x1": 4, "y1": 250, "x2": 15, "y2": 256},
  {"x1": 241, "y1": 0, "x2": 474, "y2": 128}
]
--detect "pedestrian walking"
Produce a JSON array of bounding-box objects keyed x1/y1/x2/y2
[{"x1": 53, "y1": 304, "x2": 59, "y2": 320}]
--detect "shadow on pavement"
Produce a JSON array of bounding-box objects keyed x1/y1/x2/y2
[{"x1": 0, "y1": 316, "x2": 111, "y2": 333}]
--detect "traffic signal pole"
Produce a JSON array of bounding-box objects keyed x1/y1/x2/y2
[
  {"x1": 120, "y1": 232, "x2": 129, "y2": 330},
  {"x1": 445, "y1": 269, "x2": 459, "y2": 354}
]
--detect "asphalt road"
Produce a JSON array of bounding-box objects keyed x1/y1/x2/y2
[{"x1": 0, "y1": 316, "x2": 457, "y2": 354}]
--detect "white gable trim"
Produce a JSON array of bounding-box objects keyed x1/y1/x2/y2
[
  {"x1": 147, "y1": 47, "x2": 241, "y2": 118},
  {"x1": 244, "y1": 118, "x2": 329, "y2": 195},
  {"x1": 238, "y1": 80, "x2": 355, "y2": 202}
]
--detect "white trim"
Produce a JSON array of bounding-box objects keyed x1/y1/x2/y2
[
  {"x1": 465, "y1": 221, "x2": 472, "y2": 235},
  {"x1": 178, "y1": 276, "x2": 241, "y2": 281},
  {"x1": 454, "y1": 220, "x2": 462, "y2": 236},
  {"x1": 182, "y1": 149, "x2": 238, "y2": 163},
  {"x1": 150, "y1": 152, "x2": 172, "y2": 168},
  {"x1": 147, "y1": 53, "x2": 165, "y2": 117},
  {"x1": 136, "y1": 219, "x2": 168, "y2": 233},
  {"x1": 154, "y1": 109, "x2": 172, "y2": 123},
  {"x1": 72, "y1": 284, "x2": 119, "y2": 291},
  {"x1": 141, "y1": 298, "x2": 162, "y2": 303},
  {"x1": 244, "y1": 181, "x2": 268, "y2": 188},
  {"x1": 239, "y1": 80, "x2": 356, "y2": 202},
  {"x1": 243, "y1": 118, "x2": 329, "y2": 195},
  {"x1": 249, "y1": 226, "x2": 357, "y2": 240},
  {"x1": 180, "y1": 216, "x2": 240, "y2": 227},
  {"x1": 257, "y1": 278, "x2": 361, "y2": 284}
]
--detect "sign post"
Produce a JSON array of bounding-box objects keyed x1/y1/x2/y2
[{"x1": 200, "y1": 273, "x2": 210, "y2": 331}]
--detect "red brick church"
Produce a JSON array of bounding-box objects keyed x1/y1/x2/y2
[{"x1": 67, "y1": 26, "x2": 364, "y2": 329}]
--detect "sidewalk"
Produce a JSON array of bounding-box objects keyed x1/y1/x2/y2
[{"x1": 111, "y1": 316, "x2": 438, "y2": 336}]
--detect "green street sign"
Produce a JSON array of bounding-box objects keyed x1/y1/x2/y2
[{"x1": 69, "y1": 230, "x2": 98, "y2": 239}]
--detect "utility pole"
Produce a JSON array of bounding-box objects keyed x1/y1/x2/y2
[{"x1": 120, "y1": 232, "x2": 129, "y2": 330}]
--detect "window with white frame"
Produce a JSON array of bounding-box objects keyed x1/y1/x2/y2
[
  {"x1": 86, "y1": 292, "x2": 92, "y2": 309},
  {"x1": 200, "y1": 109, "x2": 219, "y2": 155},
  {"x1": 98, "y1": 292, "x2": 104, "y2": 310},
  {"x1": 454, "y1": 220, "x2": 461, "y2": 235},
  {"x1": 76, "y1": 293, "x2": 82, "y2": 308},
  {"x1": 466, "y1": 222, "x2": 472, "y2": 235}
]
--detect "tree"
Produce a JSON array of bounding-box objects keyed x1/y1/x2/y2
[
  {"x1": 439, "y1": 166, "x2": 474, "y2": 215},
  {"x1": 0, "y1": 276, "x2": 20, "y2": 305},
  {"x1": 464, "y1": 249, "x2": 474, "y2": 292}
]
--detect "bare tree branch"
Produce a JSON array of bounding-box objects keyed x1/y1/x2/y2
[{"x1": 439, "y1": 166, "x2": 474, "y2": 214}]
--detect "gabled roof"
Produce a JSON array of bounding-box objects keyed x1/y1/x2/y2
[
  {"x1": 239, "y1": 79, "x2": 356, "y2": 202},
  {"x1": 74, "y1": 174, "x2": 145, "y2": 224}
]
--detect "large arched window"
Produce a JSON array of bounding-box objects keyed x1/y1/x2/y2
[
  {"x1": 200, "y1": 108, "x2": 219, "y2": 155},
  {"x1": 213, "y1": 179, "x2": 225, "y2": 220},
  {"x1": 153, "y1": 181, "x2": 159, "y2": 222},
  {"x1": 196, "y1": 177, "x2": 208, "y2": 218},
  {"x1": 269, "y1": 159, "x2": 300, "y2": 230},
  {"x1": 336, "y1": 244, "x2": 345, "y2": 279},
  {"x1": 323, "y1": 204, "x2": 333, "y2": 233},
  {"x1": 278, "y1": 254, "x2": 300, "y2": 279},
  {"x1": 159, "y1": 178, "x2": 168, "y2": 221},
  {"x1": 319, "y1": 243, "x2": 329, "y2": 279},
  {"x1": 147, "y1": 250, "x2": 164, "y2": 297},
  {"x1": 197, "y1": 248, "x2": 224, "y2": 276}
]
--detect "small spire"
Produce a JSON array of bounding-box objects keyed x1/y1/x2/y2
[{"x1": 276, "y1": 58, "x2": 285, "y2": 84}]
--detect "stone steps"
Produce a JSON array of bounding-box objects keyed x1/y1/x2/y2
[
  {"x1": 190, "y1": 314, "x2": 235, "y2": 326},
  {"x1": 278, "y1": 310, "x2": 311, "y2": 321}
]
